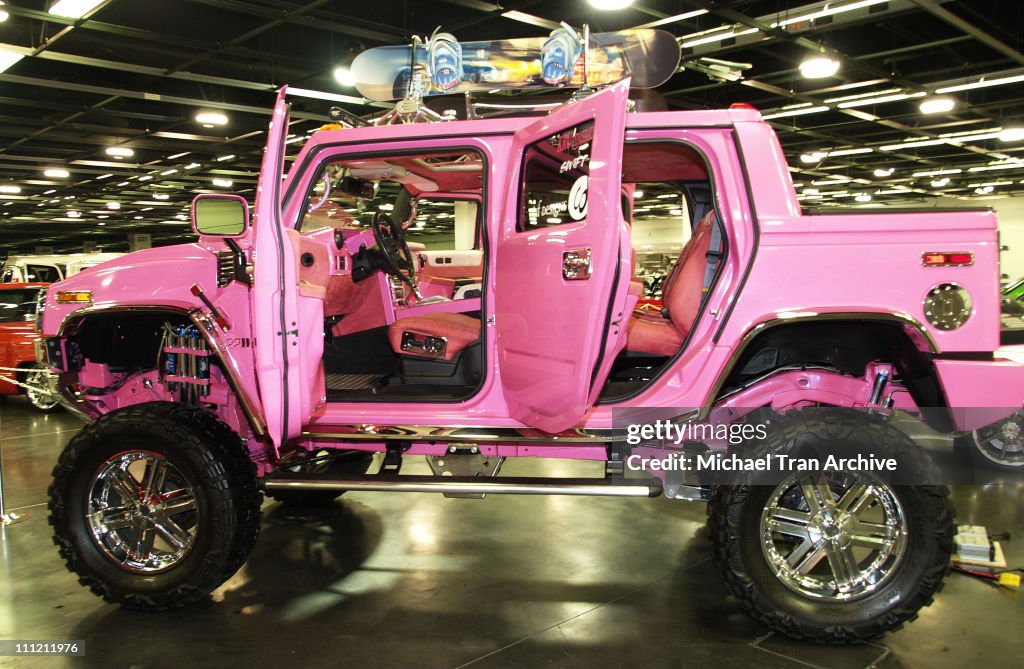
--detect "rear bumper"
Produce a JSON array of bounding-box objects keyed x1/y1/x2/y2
[{"x1": 934, "y1": 347, "x2": 1024, "y2": 431}]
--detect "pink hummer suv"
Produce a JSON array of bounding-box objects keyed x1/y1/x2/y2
[{"x1": 37, "y1": 81, "x2": 1023, "y2": 643}]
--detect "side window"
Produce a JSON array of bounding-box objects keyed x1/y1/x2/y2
[
  {"x1": 405, "y1": 199, "x2": 479, "y2": 251},
  {"x1": 0, "y1": 268, "x2": 13, "y2": 283},
  {"x1": 518, "y1": 121, "x2": 594, "y2": 230},
  {"x1": 26, "y1": 264, "x2": 60, "y2": 283}
]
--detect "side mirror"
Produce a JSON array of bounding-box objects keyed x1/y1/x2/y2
[{"x1": 191, "y1": 194, "x2": 250, "y2": 237}]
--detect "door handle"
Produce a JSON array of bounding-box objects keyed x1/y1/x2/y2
[{"x1": 563, "y1": 248, "x2": 592, "y2": 280}]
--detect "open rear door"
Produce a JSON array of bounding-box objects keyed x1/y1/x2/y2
[
  {"x1": 251, "y1": 87, "x2": 302, "y2": 447},
  {"x1": 495, "y1": 80, "x2": 630, "y2": 433}
]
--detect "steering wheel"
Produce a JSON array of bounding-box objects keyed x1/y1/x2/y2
[{"x1": 371, "y1": 210, "x2": 420, "y2": 294}]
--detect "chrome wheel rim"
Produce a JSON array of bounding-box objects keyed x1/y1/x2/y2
[
  {"x1": 24, "y1": 366, "x2": 59, "y2": 411},
  {"x1": 87, "y1": 450, "x2": 200, "y2": 574},
  {"x1": 760, "y1": 473, "x2": 907, "y2": 600},
  {"x1": 971, "y1": 412, "x2": 1024, "y2": 468}
]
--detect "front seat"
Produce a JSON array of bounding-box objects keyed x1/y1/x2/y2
[
  {"x1": 388, "y1": 313, "x2": 480, "y2": 360},
  {"x1": 625, "y1": 212, "x2": 717, "y2": 356}
]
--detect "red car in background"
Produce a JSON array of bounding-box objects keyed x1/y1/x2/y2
[{"x1": 0, "y1": 282, "x2": 59, "y2": 412}]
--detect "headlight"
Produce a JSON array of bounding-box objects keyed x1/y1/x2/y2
[{"x1": 35, "y1": 286, "x2": 47, "y2": 333}]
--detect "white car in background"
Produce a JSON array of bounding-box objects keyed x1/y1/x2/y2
[{"x1": 0, "y1": 252, "x2": 125, "y2": 283}]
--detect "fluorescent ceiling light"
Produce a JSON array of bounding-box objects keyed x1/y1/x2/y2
[
  {"x1": 827, "y1": 147, "x2": 873, "y2": 157},
  {"x1": 44, "y1": 168, "x2": 70, "y2": 178},
  {"x1": 195, "y1": 111, "x2": 228, "y2": 127},
  {"x1": 0, "y1": 184, "x2": 20, "y2": 194},
  {"x1": 873, "y1": 168, "x2": 894, "y2": 177},
  {"x1": 801, "y1": 152, "x2": 826, "y2": 163},
  {"x1": 936, "y1": 73, "x2": 1024, "y2": 94},
  {"x1": 105, "y1": 201, "x2": 120, "y2": 210},
  {"x1": 0, "y1": 2, "x2": 8, "y2": 23},
  {"x1": 212, "y1": 178, "x2": 233, "y2": 188},
  {"x1": 67, "y1": 210, "x2": 81, "y2": 217},
  {"x1": 184, "y1": 162, "x2": 201, "y2": 170},
  {"x1": 912, "y1": 168, "x2": 961, "y2": 177},
  {"x1": 333, "y1": 67, "x2": 357, "y2": 87},
  {"x1": 137, "y1": 175, "x2": 153, "y2": 181},
  {"x1": 95, "y1": 173, "x2": 112, "y2": 179},
  {"x1": 216, "y1": 154, "x2": 235, "y2": 162},
  {"x1": 636, "y1": 9, "x2": 708, "y2": 29},
  {"x1": 931, "y1": 178, "x2": 951, "y2": 187},
  {"x1": 825, "y1": 87, "x2": 903, "y2": 104},
  {"x1": 105, "y1": 146, "x2": 134, "y2": 158},
  {"x1": 837, "y1": 91, "x2": 925, "y2": 108},
  {"x1": 854, "y1": 194, "x2": 873, "y2": 202},
  {"x1": 134, "y1": 215, "x2": 143, "y2": 220},
  {"x1": 879, "y1": 138, "x2": 948, "y2": 151},
  {"x1": 681, "y1": 27, "x2": 759, "y2": 49},
  {"x1": 811, "y1": 178, "x2": 851, "y2": 185},
  {"x1": 773, "y1": 0, "x2": 889, "y2": 28},
  {"x1": 152, "y1": 193, "x2": 170, "y2": 200},
  {"x1": 975, "y1": 186, "x2": 995, "y2": 194},
  {"x1": 160, "y1": 169, "x2": 178, "y2": 175},
  {"x1": 968, "y1": 161, "x2": 1024, "y2": 172},
  {"x1": 48, "y1": 0, "x2": 104, "y2": 19},
  {"x1": 588, "y1": 0, "x2": 633, "y2": 9},
  {"x1": 919, "y1": 97, "x2": 956, "y2": 114},
  {"x1": 167, "y1": 152, "x2": 190, "y2": 160},
  {"x1": 762, "y1": 105, "x2": 829, "y2": 120},
  {"x1": 0, "y1": 45, "x2": 24, "y2": 74},
  {"x1": 800, "y1": 56, "x2": 840, "y2": 79}
]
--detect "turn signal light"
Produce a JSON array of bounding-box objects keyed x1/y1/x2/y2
[
  {"x1": 922, "y1": 252, "x2": 973, "y2": 267},
  {"x1": 55, "y1": 290, "x2": 93, "y2": 304}
]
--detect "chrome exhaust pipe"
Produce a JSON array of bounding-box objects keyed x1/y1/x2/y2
[{"x1": 263, "y1": 474, "x2": 662, "y2": 498}]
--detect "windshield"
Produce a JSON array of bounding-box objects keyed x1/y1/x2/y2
[{"x1": 0, "y1": 288, "x2": 41, "y2": 323}]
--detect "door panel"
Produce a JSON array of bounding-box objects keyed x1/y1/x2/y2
[
  {"x1": 495, "y1": 80, "x2": 630, "y2": 433},
  {"x1": 252, "y1": 87, "x2": 303, "y2": 447}
]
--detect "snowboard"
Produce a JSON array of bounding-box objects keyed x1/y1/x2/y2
[{"x1": 351, "y1": 27, "x2": 681, "y2": 102}]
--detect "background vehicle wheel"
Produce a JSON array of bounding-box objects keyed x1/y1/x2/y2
[
  {"x1": 21, "y1": 363, "x2": 61, "y2": 413},
  {"x1": 265, "y1": 450, "x2": 375, "y2": 507},
  {"x1": 708, "y1": 408, "x2": 954, "y2": 643},
  {"x1": 49, "y1": 402, "x2": 262, "y2": 610},
  {"x1": 956, "y1": 411, "x2": 1024, "y2": 471}
]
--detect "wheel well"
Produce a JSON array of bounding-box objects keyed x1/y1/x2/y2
[
  {"x1": 723, "y1": 320, "x2": 952, "y2": 431},
  {"x1": 66, "y1": 312, "x2": 190, "y2": 372}
]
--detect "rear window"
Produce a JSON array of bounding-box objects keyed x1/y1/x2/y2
[
  {"x1": 0, "y1": 288, "x2": 41, "y2": 323},
  {"x1": 25, "y1": 264, "x2": 60, "y2": 282}
]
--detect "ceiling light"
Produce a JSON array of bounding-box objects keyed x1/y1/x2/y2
[
  {"x1": 837, "y1": 91, "x2": 925, "y2": 109},
  {"x1": 216, "y1": 154, "x2": 235, "y2": 162},
  {"x1": 669, "y1": 208, "x2": 683, "y2": 215},
  {"x1": 827, "y1": 147, "x2": 873, "y2": 157},
  {"x1": 878, "y1": 138, "x2": 949, "y2": 151},
  {"x1": 0, "y1": 45, "x2": 22, "y2": 74},
  {"x1": 975, "y1": 186, "x2": 995, "y2": 195},
  {"x1": 680, "y1": 27, "x2": 760, "y2": 49},
  {"x1": 152, "y1": 193, "x2": 170, "y2": 200},
  {"x1": 762, "y1": 105, "x2": 830, "y2": 120},
  {"x1": 105, "y1": 146, "x2": 134, "y2": 158},
  {"x1": 137, "y1": 175, "x2": 153, "y2": 181},
  {"x1": 195, "y1": 111, "x2": 228, "y2": 128},
  {"x1": 184, "y1": 162, "x2": 201, "y2": 170},
  {"x1": 936, "y1": 73, "x2": 1024, "y2": 95},
  {"x1": 97, "y1": 214, "x2": 109, "y2": 219},
  {"x1": 176, "y1": 214, "x2": 188, "y2": 220},
  {"x1": 931, "y1": 178, "x2": 951, "y2": 188},
  {"x1": 106, "y1": 201, "x2": 121, "y2": 210},
  {"x1": 97, "y1": 221, "x2": 106, "y2": 226},
  {"x1": 801, "y1": 152, "x2": 826, "y2": 163},
  {"x1": 588, "y1": 0, "x2": 634, "y2": 9},
  {"x1": 48, "y1": 0, "x2": 104, "y2": 19},
  {"x1": 999, "y1": 127, "x2": 1024, "y2": 142},
  {"x1": 773, "y1": 0, "x2": 889, "y2": 28},
  {"x1": 912, "y1": 168, "x2": 961, "y2": 177},
  {"x1": 854, "y1": 194, "x2": 873, "y2": 202},
  {"x1": 873, "y1": 168, "x2": 894, "y2": 177},
  {"x1": 919, "y1": 97, "x2": 956, "y2": 114},
  {"x1": 44, "y1": 189, "x2": 56, "y2": 194},
  {"x1": 95, "y1": 173, "x2": 112, "y2": 180},
  {"x1": 167, "y1": 152, "x2": 190, "y2": 160},
  {"x1": 67, "y1": 210, "x2": 81, "y2": 217},
  {"x1": 800, "y1": 56, "x2": 840, "y2": 79},
  {"x1": 333, "y1": 67, "x2": 357, "y2": 87},
  {"x1": 211, "y1": 178, "x2": 234, "y2": 188},
  {"x1": 134, "y1": 215, "x2": 144, "y2": 220},
  {"x1": 803, "y1": 188, "x2": 820, "y2": 195},
  {"x1": 116, "y1": 181, "x2": 129, "y2": 187},
  {"x1": 44, "y1": 168, "x2": 70, "y2": 178},
  {"x1": 0, "y1": 184, "x2": 20, "y2": 194},
  {"x1": 160, "y1": 169, "x2": 178, "y2": 176},
  {"x1": 632, "y1": 190, "x2": 644, "y2": 198},
  {"x1": 0, "y1": 2, "x2": 8, "y2": 23}
]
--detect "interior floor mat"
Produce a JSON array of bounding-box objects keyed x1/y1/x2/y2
[{"x1": 326, "y1": 373, "x2": 383, "y2": 391}]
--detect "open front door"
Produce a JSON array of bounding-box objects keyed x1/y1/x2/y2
[
  {"x1": 495, "y1": 80, "x2": 630, "y2": 433},
  {"x1": 251, "y1": 87, "x2": 302, "y2": 447}
]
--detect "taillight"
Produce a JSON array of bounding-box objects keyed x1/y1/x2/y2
[{"x1": 922, "y1": 252, "x2": 973, "y2": 267}]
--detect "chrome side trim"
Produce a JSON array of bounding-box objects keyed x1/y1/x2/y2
[
  {"x1": 302, "y1": 424, "x2": 616, "y2": 444},
  {"x1": 702, "y1": 311, "x2": 939, "y2": 417},
  {"x1": 264, "y1": 474, "x2": 662, "y2": 497}
]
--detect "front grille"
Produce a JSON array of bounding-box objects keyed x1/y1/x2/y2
[{"x1": 215, "y1": 250, "x2": 234, "y2": 287}]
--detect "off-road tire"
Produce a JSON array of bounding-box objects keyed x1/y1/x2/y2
[
  {"x1": 708, "y1": 408, "x2": 955, "y2": 643},
  {"x1": 49, "y1": 402, "x2": 263, "y2": 610},
  {"x1": 265, "y1": 450, "x2": 375, "y2": 506}
]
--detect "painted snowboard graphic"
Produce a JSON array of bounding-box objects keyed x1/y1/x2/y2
[{"x1": 352, "y1": 28, "x2": 681, "y2": 102}]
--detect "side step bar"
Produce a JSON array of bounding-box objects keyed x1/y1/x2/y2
[{"x1": 263, "y1": 474, "x2": 663, "y2": 498}]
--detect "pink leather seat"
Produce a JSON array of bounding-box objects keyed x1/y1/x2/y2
[
  {"x1": 626, "y1": 212, "x2": 716, "y2": 356},
  {"x1": 388, "y1": 313, "x2": 480, "y2": 361}
]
